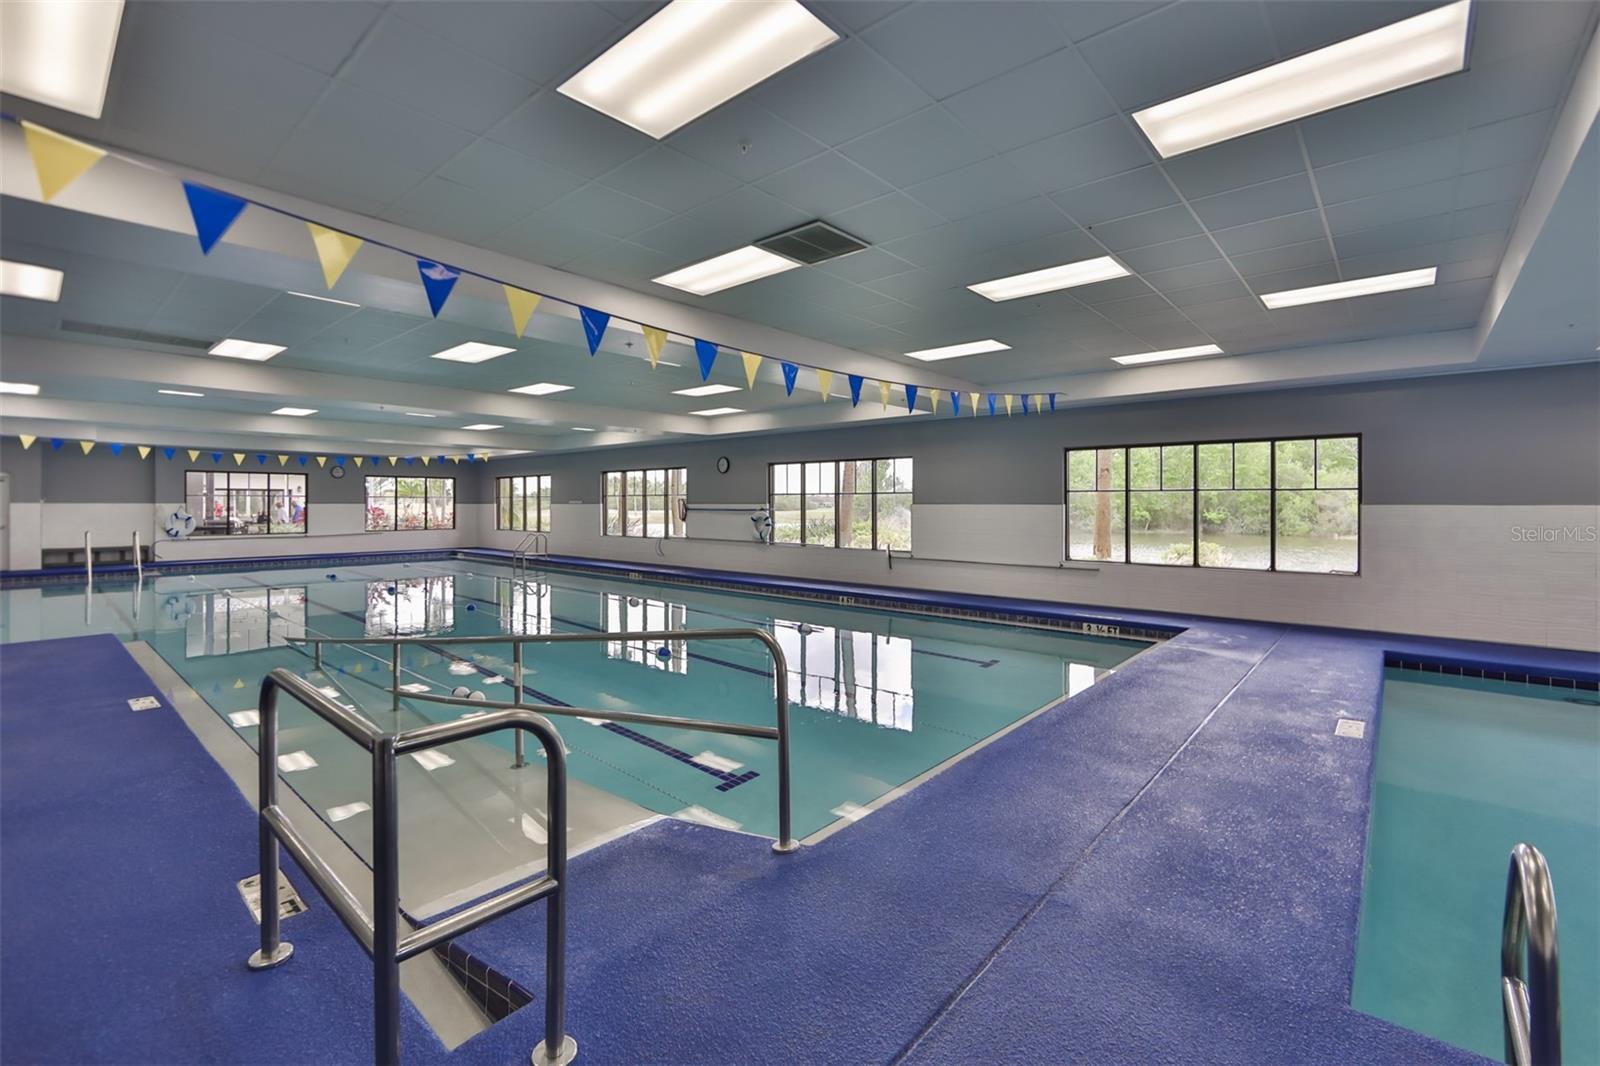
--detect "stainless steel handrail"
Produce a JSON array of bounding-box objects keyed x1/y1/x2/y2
[
  {"x1": 248, "y1": 668, "x2": 576, "y2": 1066},
  {"x1": 292, "y1": 626, "x2": 798, "y2": 853},
  {"x1": 1503, "y1": 842, "x2": 1561, "y2": 1066}
]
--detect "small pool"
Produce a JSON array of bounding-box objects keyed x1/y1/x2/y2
[{"x1": 1353, "y1": 667, "x2": 1599, "y2": 1062}]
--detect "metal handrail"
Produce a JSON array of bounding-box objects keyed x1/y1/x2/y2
[
  {"x1": 292, "y1": 625, "x2": 798, "y2": 853},
  {"x1": 1503, "y1": 842, "x2": 1561, "y2": 1066},
  {"x1": 511, "y1": 532, "x2": 549, "y2": 584},
  {"x1": 248, "y1": 668, "x2": 577, "y2": 1066}
]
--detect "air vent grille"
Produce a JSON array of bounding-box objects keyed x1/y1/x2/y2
[
  {"x1": 755, "y1": 221, "x2": 869, "y2": 265},
  {"x1": 59, "y1": 320, "x2": 213, "y2": 351}
]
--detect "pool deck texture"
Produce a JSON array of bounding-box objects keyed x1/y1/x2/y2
[{"x1": 6, "y1": 553, "x2": 1595, "y2": 1063}]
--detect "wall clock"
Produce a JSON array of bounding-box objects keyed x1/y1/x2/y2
[
  {"x1": 330, "y1": 465, "x2": 346, "y2": 479},
  {"x1": 716, "y1": 456, "x2": 731, "y2": 474}
]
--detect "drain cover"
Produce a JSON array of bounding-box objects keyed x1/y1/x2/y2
[
  {"x1": 127, "y1": 696, "x2": 161, "y2": 711},
  {"x1": 237, "y1": 874, "x2": 308, "y2": 924},
  {"x1": 1334, "y1": 718, "x2": 1367, "y2": 739}
]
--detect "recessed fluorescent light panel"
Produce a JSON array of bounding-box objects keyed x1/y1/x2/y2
[
  {"x1": 287, "y1": 291, "x2": 361, "y2": 308},
  {"x1": 1, "y1": 260, "x2": 64, "y2": 301},
  {"x1": 1111, "y1": 344, "x2": 1225, "y2": 366},
  {"x1": 904, "y1": 339, "x2": 1011, "y2": 362},
  {"x1": 969, "y1": 257, "x2": 1129, "y2": 301},
  {"x1": 462, "y1": 424, "x2": 503, "y2": 431},
  {"x1": 572, "y1": 427, "x2": 596, "y2": 432},
  {"x1": 272, "y1": 407, "x2": 317, "y2": 417},
  {"x1": 431, "y1": 342, "x2": 515, "y2": 364},
  {"x1": 673, "y1": 383, "x2": 741, "y2": 397},
  {"x1": 1259, "y1": 267, "x2": 1437, "y2": 309},
  {"x1": 0, "y1": 382, "x2": 41, "y2": 396},
  {"x1": 404, "y1": 411, "x2": 437, "y2": 418},
  {"x1": 653, "y1": 245, "x2": 800, "y2": 296},
  {"x1": 209, "y1": 338, "x2": 286, "y2": 361},
  {"x1": 559, "y1": 0, "x2": 839, "y2": 138},
  {"x1": 690, "y1": 407, "x2": 744, "y2": 416},
  {"x1": 158, "y1": 389, "x2": 204, "y2": 397},
  {"x1": 1133, "y1": 0, "x2": 1473, "y2": 158},
  {"x1": 0, "y1": 0, "x2": 125, "y2": 117},
  {"x1": 509, "y1": 382, "x2": 575, "y2": 396}
]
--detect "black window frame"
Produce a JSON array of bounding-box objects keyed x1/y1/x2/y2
[
  {"x1": 183, "y1": 469, "x2": 309, "y2": 536},
  {"x1": 601, "y1": 467, "x2": 687, "y2": 538},
  {"x1": 495, "y1": 474, "x2": 552, "y2": 532},
  {"x1": 363, "y1": 474, "x2": 456, "y2": 532},
  {"x1": 767, "y1": 456, "x2": 914, "y2": 551},
  {"x1": 1064, "y1": 434, "x2": 1361, "y2": 575}
]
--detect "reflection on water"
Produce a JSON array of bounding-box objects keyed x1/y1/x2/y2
[
  {"x1": 776, "y1": 620, "x2": 914, "y2": 731},
  {"x1": 185, "y1": 587, "x2": 306, "y2": 657},
  {"x1": 604, "y1": 592, "x2": 687, "y2": 674},
  {"x1": 365, "y1": 577, "x2": 454, "y2": 636},
  {"x1": 498, "y1": 578, "x2": 552, "y2": 635}
]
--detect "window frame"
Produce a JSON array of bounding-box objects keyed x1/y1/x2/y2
[
  {"x1": 363, "y1": 475, "x2": 456, "y2": 532},
  {"x1": 601, "y1": 467, "x2": 687, "y2": 539},
  {"x1": 183, "y1": 470, "x2": 309, "y2": 536},
  {"x1": 1064, "y1": 434, "x2": 1361, "y2": 575},
  {"x1": 495, "y1": 474, "x2": 552, "y2": 532},
  {"x1": 766, "y1": 456, "x2": 914, "y2": 551}
]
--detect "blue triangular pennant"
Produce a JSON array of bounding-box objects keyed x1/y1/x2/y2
[
  {"x1": 1020, "y1": 394, "x2": 1031, "y2": 415},
  {"x1": 212, "y1": 452, "x2": 223, "y2": 463},
  {"x1": 297, "y1": 455, "x2": 308, "y2": 467},
  {"x1": 182, "y1": 182, "x2": 248, "y2": 255},
  {"x1": 369, "y1": 456, "x2": 381, "y2": 467},
  {"x1": 334, "y1": 455, "x2": 346, "y2": 467},
  {"x1": 163, "y1": 447, "x2": 176, "y2": 461},
  {"x1": 986, "y1": 393, "x2": 997, "y2": 417},
  {"x1": 1049, "y1": 393, "x2": 1058, "y2": 412},
  {"x1": 109, "y1": 443, "x2": 123, "y2": 456},
  {"x1": 780, "y1": 361, "x2": 799, "y2": 395},
  {"x1": 579, "y1": 307, "x2": 610, "y2": 355},
  {"x1": 49, "y1": 438, "x2": 63, "y2": 451},
  {"x1": 256, "y1": 453, "x2": 267, "y2": 465},
  {"x1": 950, "y1": 391, "x2": 961, "y2": 416},
  {"x1": 416, "y1": 259, "x2": 460, "y2": 317},
  {"x1": 904, "y1": 384, "x2": 918, "y2": 412},
  {"x1": 694, "y1": 339, "x2": 718, "y2": 381},
  {"x1": 405, "y1": 457, "x2": 415, "y2": 466},
  {"x1": 848, "y1": 375, "x2": 864, "y2": 407},
  {"x1": 467, "y1": 453, "x2": 478, "y2": 463}
]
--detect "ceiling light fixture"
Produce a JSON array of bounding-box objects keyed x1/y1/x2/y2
[
  {"x1": 572, "y1": 427, "x2": 596, "y2": 432},
  {"x1": 272, "y1": 407, "x2": 317, "y2": 417},
  {"x1": 209, "y1": 338, "x2": 286, "y2": 361},
  {"x1": 904, "y1": 339, "x2": 1011, "y2": 362},
  {"x1": 690, "y1": 407, "x2": 744, "y2": 416},
  {"x1": 430, "y1": 341, "x2": 515, "y2": 364},
  {"x1": 1133, "y1": 0, "x2": 1473, "y2": 158},
  {"x1": 0, "y1": 381, "x2": 41, "y2": 396},
  {"x1": 0, "y1": 260, "x2": 65, "y2": 301},
  {"x1": 559, "y1": 0, "x2": 838, "y2": 138},
  {"x1": 969, "y1": 257, "x2": 1129, "y2": 301},
  {"x1": 653, "y1": 245, "x2": 801, "y2": 296},
  {"x1": 158, "y1": 389, "x2": 205, "y2": 397},
  {"x1": 508, "y1": 382, "x2": 575, "y2": 396},
  {"x1": 462, "y1": 423, "x2": 504, "y2": 431},
  {"x1": 286, "y1": 291, "x2": 361, "y2": 308},
  {"x1": 673, "y1": 383, "x2": 741, "y2": 397},
  {"x1": 1110, "y1": 344, "x2": 1225, "y2": 365},
  {"x1": 1259, "y1": 267, "x2": 1437, "y2": 309},
  {"x1": 0, "y1": 0, "x2": 125, "y2": 118},
  {"x1": 404, "y1": 412, "x2": 437, "y2": 418}
]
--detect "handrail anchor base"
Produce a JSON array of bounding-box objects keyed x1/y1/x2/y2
[
  {"x1": 247, "y1": 942, "x2": 295, "y2": 970},
  {"x1": 532, "y1": 1035, "x2": 578, "y2": 1066}
]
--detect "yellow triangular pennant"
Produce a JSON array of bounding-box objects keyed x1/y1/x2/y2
[
  {"x1": 188, "y1": 449, "x2": 201, "y2": 462},
  {"x1": 969, "y1": 392, "x2": 981, "y2": 417},
  {"x1": 643, "y1": 326, "x2": 668, "y2": 369},
  {"x1": 1003, "y1": 395, "x2": 1014, "y2": 417},
  {"x1": 278, "y1": 454, "x2": 289, "y2": 466},
  {"x1": 233, "y1": 452, "x2": 246, "y2": 465},
  {"x1": 450, "y1": 455, "x2": 461, "y2": 464},
  {"x1": 18, "y1": 435, "x2": 36, "y2": 450},
  {"x1": 878, "y1": 381, "x2": 891, "y2": 410},
  {"x1": 741, "y1": 352, "x2": 762, "y2": 390},
  {"x1": 816, "y1": 369, "x2": 832, "y2": 401},
  {"x1": 79, "y1": 440, "x2": 94, "y2": 455},
  {"x1": 306, "y1": 223, "x2": 363, "y2": 289},
  {"x1": 137, "y1": 445, "x2": 152, "y2": 459},
  {"x1": 388, "y1": 456, "x2": 398, "y2": 467},
  {"x1": 353, "y1": 456, "x2": 363, "y2": 468},
  {"x1": 1034, "y1": 394, "x2": 1044, "y2": 414},
  {"x1": 930, "y1": 389, "x2": 941, "y2": 415},
  {"x1": 503, "y1": 285, "x2": 542, "y2": 337},
  {"x1": 316, "y1": 456, "x2": 327, "y2": 468},
  {"x1": 22, "y1": 121, "x2": 106, "y2": 202},
  {"x1": 421, "y1": 456, "x2": 430, "y2": 466}
]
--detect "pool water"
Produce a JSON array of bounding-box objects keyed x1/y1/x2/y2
[
  {"x1": 0, "y1": 558, "x2": 1145, "y2": 848},
  {"x1": 1353, "y1": 668, "x2": 1599, "y2": 1062}
]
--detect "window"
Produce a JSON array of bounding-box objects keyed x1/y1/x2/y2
[
  {"x1": 602, "y1": 468, "x2": 686, "y2": 538},
  {"x1": 768, "y1": 457, "x2": 913, "y2": 550},
  {"x1": 496, "y1": 475, "x2": 552, "y2": 532},
  {"x1": 365, "y1": 476, "x2": 454, "y2": 531},
  {"x1": 604, "y1": 593, "x2": 687, "y2": 673},
  {"x1": 184, "y1": 471, "x2": 307, "y2": 535},
  {"x1": 1066, "y1": 436, "x2": 1358, "y2": 574}
]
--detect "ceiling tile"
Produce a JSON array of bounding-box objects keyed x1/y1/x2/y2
[
  {"x1": 170, "y1": 0, "x2": 382, "y2": 77},
  {"x1": 1004, "y1": 116, "x2": 1152, "y2": 194},
  {"x1": 1462, "y1": 110, "x2": 1555, "y2": 172},
  {"x1": 1077, "y1": 0, "x2": 1277, "y2": 110},
  {"x1": 1049, "y1": 165, "x2": 1178, "y2": 226},
  {"x1": 1190, "y1": 173, "x2": 1317, "y2": 231},
  {"x1": 1049, "y1": 1, "x2": 1168, "y2": 43},
  {"x1": 904, "y1": 156, "x2": 1036, "y2": 221},
  {"x1": 487, "y1": 92, "x2": 653, "y2": 179},
  {"x1": 1468, "y1": 0, "x2": 1599, "y2": 64},
  {"x1": 1230, "y1": 239, "x2": 1336, "y2": 278},
  {"x1": 1263, "y1": 1, "x2": 1436, "y2": 57},
  {"x1": 631, "y1": 186, "x2": 811, "y2": 263},
  {"x1": 1333, "y1": 213, "x2": 1453, "y2": 259},
  {"x1": 437, "y1": 141, "x2": 587, "y2": 208},
  {"x1": 1212, "y1": 210, "x2": 1327, "y2": 257},
  {"x1": 838, "y1": 107, "x2": 991, "y2": 187},
  {"x1": 830, "y1": 193, "x2": 948, "y2": 244},
  {"x1": 1087, "y1": 204, "x2": 1203, "y2": 252},
  {"x1": 1120, "y1": 234, "x2": 1224, "y2": 274},
  {"x1": 815, "y1": 247, "x2": 918, "y2": 284},
  {"x1": 667, "y1": 98, "x2": 827, "y2": 183},
  {"x1": 1162, "y1": 277, "x2": 1252, "y2": 309},
  {"x1": 380, "y1": 176, "x2": 528, "y2": 244},
  {"x1": 1160, "y1": 126, "x2": 1307, "y2": 200},
  {"x1": 390, "y1": 0, "x2": 625, "y2": 85},
  {"x1": 1455, "y1": 164, "x2": 1531, "y2": 210},
  {"x1": 942, "y1": 47, "x2": 1115, "y2": 153},
  {"x1": 1244, "y1": 262, "x2": 1344, "y2": 296},
  {"x1": 1464, "y1": 44, "x2": 1584, "y2": 130},
  {"x1": 863, "y1": 2, "x2": 1066, "y2": 100},
  {"x1": 483, "y1": 211, "x2": 618, "y2": 267},
  {"x1": 1298, "y1": 72, "x2": 1474, "y2": 167},
  {"x1": 544, "y1": 184, "x2": 674, "y2": 239},
  {"x1": 1449, "y1": 199, "x2": 1520, "y2": 239},
  {"x1": 1325, "y1": 179, "x2": 1457, "y2": 235},
  {"x1": 1142, "y1": 258, "x2": 1238, "y2": 293},
  {"x1": 884, "y1": 198, "x2": 1077, "y2": 269},
  {"x1": 751, "y1": 40, "x2": 934, "y2": 147},
  {"x1": 1312, "y1": 134, "x2": 1462, "y2": 205},
  {"x1": 599, "y1": 146, "x2": 743, "y2": 213},
  {"x1": 757, "y1": 152, "x2": 894, "y2": 217},
  {"x1": 810, "y1": 1, "x2": 909, "y2": 33},
  {"x1": 275, "y1": 82, "x2": 477, "y2": 176}
]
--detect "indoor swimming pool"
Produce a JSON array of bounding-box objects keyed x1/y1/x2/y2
[
  {"x1": 0, "y1": 556, "x2": 1146, "y2": 910},
  {"x1": 1353, "y1": 667, "x2": 1599, "y2": 1063}
]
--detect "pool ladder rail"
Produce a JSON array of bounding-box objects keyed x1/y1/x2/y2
[
  {"x1": 512, "y1": 532, "x2": 549, "y2": 583},
  {"x1": 1502, "y1": 842, "x2": 1561, "y2": 1066}
]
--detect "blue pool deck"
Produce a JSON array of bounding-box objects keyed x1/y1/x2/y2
[{"x1": 3, "y1": 553, "x2": 1596, "y2": 1064}]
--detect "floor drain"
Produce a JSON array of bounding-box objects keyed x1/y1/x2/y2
[
  {"x1": 237, "y1": 874, "x2": 308, "y2": 924},
  {"x1": 1334, "y1": 718, "x2": 1367, "y2": 739},
  {"x1": 127, "y1": 696, "x2": 161, "y2": 712}
]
